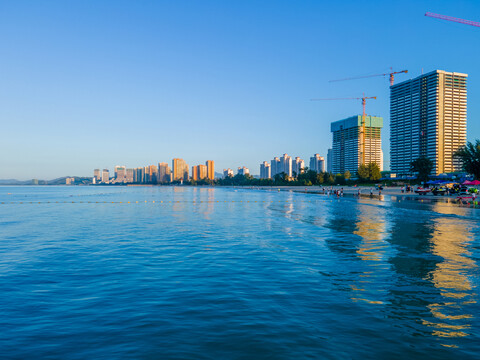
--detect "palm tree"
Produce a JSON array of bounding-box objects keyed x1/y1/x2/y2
[{"x1": 454, "y1": 140, "x2": 480, "y2": 179}]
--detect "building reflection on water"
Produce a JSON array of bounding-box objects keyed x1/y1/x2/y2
[
  {"x1": 422, "y1": 202, "x2": 477, "y2": 341},
  {"x1": 325, "y1": 198, "x2": 479, "y2": 348},
  {"x1": 351, "y1": 202, "x2": 390, "y2": 305},
  {"x1": 386, "y1": 200, "x2": 478, "y2": 348},
  {"x1": 324, "y1": 199, "x2": 392, "y2": 305}
]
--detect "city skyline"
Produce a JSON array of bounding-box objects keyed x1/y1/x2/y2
[{"x1": 1, "y1": 1, "x2": 480, "y2": 180}]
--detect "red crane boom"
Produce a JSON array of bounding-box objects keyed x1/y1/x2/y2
[
  {"x1": 425, "y1": 12, "x2": 480, "y2": 27},
  {"x1": 329, "y1": 69, "x2": 408, "y2": 86}
]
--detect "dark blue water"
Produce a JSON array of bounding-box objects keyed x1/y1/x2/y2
[{"x1": 1, "y1": 186, "x2": 480, "y2": 359}]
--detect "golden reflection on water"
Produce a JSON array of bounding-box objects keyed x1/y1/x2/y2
[
  {"x1": 351, "y1": 204, "x2": 390, "y2": 305},
  {"x1": 422, "y1": 203, "x2": 477, "y2": 341}
]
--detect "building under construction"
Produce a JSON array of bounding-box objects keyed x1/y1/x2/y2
[{"x1": 330, "y1": 115, "x2": 383, "y2": 175}]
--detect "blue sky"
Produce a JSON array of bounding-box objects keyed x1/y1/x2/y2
[{"x1": 1, "y1": 0, "x2": 479, "y2": 179}]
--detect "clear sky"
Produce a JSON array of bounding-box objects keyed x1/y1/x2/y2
[{"x1": 1, "y1": 0, "x2": 479, "y2": 180}]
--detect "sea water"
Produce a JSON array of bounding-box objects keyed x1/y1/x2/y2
[{"x1": 1, "y1": 186, "x2": 479, "y2": 359}]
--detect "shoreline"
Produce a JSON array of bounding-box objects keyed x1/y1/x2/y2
[{"x1": 231, "y1": 185, "x2": 479, "y2": 204}]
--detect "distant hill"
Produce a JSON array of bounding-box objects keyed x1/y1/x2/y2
[
  {"x1": 0, "y1": 179, "x2": 30, "y2": 185},
  {"x1": 0, "y1": 177, "x2": 92, "y2": 185}
]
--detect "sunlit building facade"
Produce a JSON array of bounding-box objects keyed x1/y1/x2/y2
[
  {"x1": 293, "y1": 157, "x2": 305, "y2": 177},
  {"x1": 260, "y1": 161, "x2": 271, "y2": 179},
  {"x1": 237, "y1": 166, "x2": 249, "y2": 175},
  {"x1": 115, "y1": 166, "x2": 126, "y2": 182},
  {"x1": 158, "y1": 162, "x2": 171, "y2": 183},
  {"x1": 206, "y1": 160, "x2": 215, "y2": 180},
  {"x1": 172, "y1": 158, "x2": 189, "y2": 181},
  {"x1": 223, "y1": 168, "x2": 234, "y2": 178},
  {"x1": 390, "y1": 70, "x2": 467, "y2": 175},
  {"x1": 101, "y1": 169, "x2": 109, "y2": 183},
  {"x1": 331, "y1": 115, "x2": 383, "y2": 174},
  {"x1": 309, "y1": 154, "x2": 325, "y2": 173}
]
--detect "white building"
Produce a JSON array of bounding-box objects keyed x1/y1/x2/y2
[
  {"x1": 101, "y1": 169, "x2": 110, "y2": 183},
  {"x1": 293, "y1": 157, "x2": 305, "y2": 177},
  {"x1": 260, "y1": 161, "x2": 271, "y2": 179},
  {"x1": 309, "y1": 154, "x2": 325, "y2": 173},
  {"x1": 327, "y1": 149, "x2": 333, "y2": 173},
  {"x1": 271, "y1": 157, "x2": 281, "y2": 177},
  {"x1": 223, "y1": 168, "x2": 234, "y2": 178},
  {"x1": 115, "y1": 166, "x2": 126, "y2": 183},
  {"x1": 237, "y1": 166, "x2": 250, "y2": 176}
]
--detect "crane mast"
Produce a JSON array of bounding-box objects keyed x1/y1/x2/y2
[{"x1": 311, "y1": 96, "x2": 376, "y2": 165}]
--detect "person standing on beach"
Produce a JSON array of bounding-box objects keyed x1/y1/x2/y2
[{"x1": 370, "y1": 188, "x2": 373, "y2": 196}]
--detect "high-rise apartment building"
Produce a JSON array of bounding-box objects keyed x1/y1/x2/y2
[
  {"x1": 327, "y1": 149, "x2": 333, "y2": 173},
  {"x1": 293, "y1": 157, "x2": 305, "y2": 176},
  {"x1": 115, "y1": 166, "x2": 126, "y2": 182},
  {"x1": 192, "y1": 166, "x2": 198, "y2": 181},
  {"x1": 271, "y1": 157, "x2": 281, "y2": 177},
  {"x1": 158, "y1": 163, "x2": 171, "y2": 183},
  {"x1": 331, "y1": 115, "x2": 383, "y2": 174},
  {"x1": 206, "y1": 160, "x2": 214, "y2": 180},
  {"x1": 280, "y1": 154, "x2": 293, "y2": 177},
  {"x1": 237, "y1": 167, "x2": 250, "y2": 175},
  {"x1": 172, "y1": 158, "x2": 189, "y2": 181},
  {"x1": 309, "y1": 154, "x2": 325, "y2": 173},
  {"x1": 126, "y1": 168, "x2": 134, "y2": 183},
  {"x1": 102, "y1": 169, "x2": 110, "y2": 183},
  {"x1": 198, "y1": 165, "x2": 207, "y2": 180},
  {"x1": 93, "y1": 169, "x2": 101, "y2": 181},
  {"x1": 223, "y1": 169, "x2": 234, "y2": 178},
  {"x1": 390, "y1": 70, "x2": 467, "y2": 175},
  {"x1": 260, "y1": 161, "x2": 271, "y2": 179}
]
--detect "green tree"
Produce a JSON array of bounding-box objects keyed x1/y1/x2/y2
[
  {"x1": 335, "y1": 173, "x2": 346, "y2": 185},
  {"x1": 316, "y1": 172, "x2": 324, "y2": 184},
  {"x1": 357, "y1": 164, "x2": 369, "y2": 181},
  {"x1": 410, "y1": 156, "x2": 433, "y2": 183},
  {"x1": 367, "y1": 163, "x2": 381, "y2": 181},
  {"x1": 326, "y1": 173, "x2": 335, "y2": 184},
  {"x1": 454, "y1": 140, "x2": 480, "y2": 179},
  {"x1": 344, "y1": 170, "x2": 351, "y2": 180}
]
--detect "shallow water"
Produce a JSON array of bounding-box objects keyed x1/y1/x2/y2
[{"x1": 1, "y1": 186, "x2": 479, "y2": 359}]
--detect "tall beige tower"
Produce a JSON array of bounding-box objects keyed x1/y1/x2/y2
[
  {"x1": 206, "y1": 160, "x2": 214, "y2": 180},
  {"x1": 391, "y1": 70, "x2": 467, "y2": 175},
  {"x1": 172, "y1": 158, "x2": 189, "y2": 181}
]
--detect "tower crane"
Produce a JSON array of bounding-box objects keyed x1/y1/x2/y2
[
  {"x1": 329, "y1": 69, "x2": 408, "y2": 86},
  {"x1": 311, "y1": 95, "x2": 376, "y2": 165},
  {"x1": 425, "y1": 12, "x2": 480, "y2": 27}
]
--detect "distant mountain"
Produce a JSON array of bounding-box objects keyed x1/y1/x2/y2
[
  {"x1": 0, "y1": 177, "x2": 92, "y2": 185},
  {"x1": 0, "y1": 179, "x2": 29, "y2": 185}
]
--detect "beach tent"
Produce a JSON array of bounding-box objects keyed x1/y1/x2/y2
[
  {"x1": 470, "y1": 180, "x2": 480, "y2": 186},
  {"x1": 463, "y1": 180, "x2": 473, "y2": 185}
]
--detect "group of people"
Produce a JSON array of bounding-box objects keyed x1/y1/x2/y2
[
  {"x1": 321, "y1": 187, "x2": 344, "y2": 197},
  {"x1": 320, "y1": 187, "x2": 382, "y2": 197},
  {"x1": 400, "y1": 186, "x2": 414, "y2": 193}
]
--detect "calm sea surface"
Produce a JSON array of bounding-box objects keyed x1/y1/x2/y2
[{"x1": 1, "y1": 186, "x2": 480, "y2": 359}]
